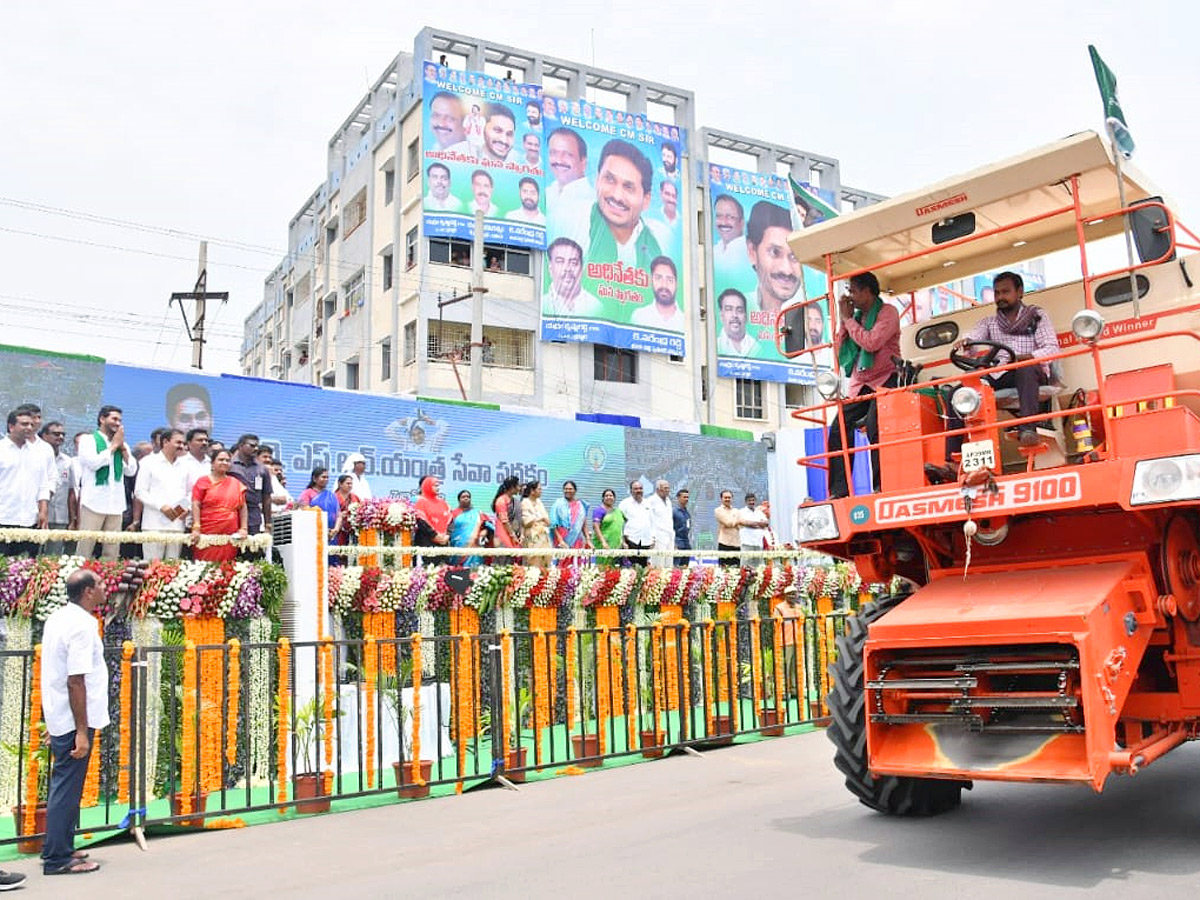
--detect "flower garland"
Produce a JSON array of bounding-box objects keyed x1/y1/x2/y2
[
  {"x1": 226, "y1": 639, "x2": 241, "y2": 767},
  {"x1": 565, "y1": 627, "x2": 578, "y2": 731},
  {"x1": 410, "y1": 633, "x2": 424, "y2": 786},
  {"x1": 320, "y1": 639, "x2": 335, "y2": 795},
  {"x1": 659, "y1": 602, "x2": 683, "y2": 713},
  {"x1": 749, "y1": 615, "x2": 763, "y2": 720},
  {"x1": 701, "y1": 620, "x2": 714, "y2": 739},
  {"x1": 454, "y1": 629, "x2": 471, "y2": 790},
  {"x1": 624, "y1": 624, "x2": 638, "y2": 750},
  {"x1": 772, "y1": 614, "x2": 786, "y2": 713},
  {"x1": 650, "y1": 622, "x2": 665, "y2": 741},
  {"x1": 22, "y1": 646, "x2": 41, "y2": 838},
  {"x1": 275, "y1": 638, "x2": 290, "y2": 810},
  {"x1": 180, "y1": 639, "x2": 197, "y2": 815},
  {"x1": 500, "y1": 631, "x2": 514, "y2": 755},
  {"x1": 363, "y1": 635, "x2": 377, "y2": 789},
  {"x1": 679, "y1": 621, "x2": 691, "y2": 738},
  {"x1": 247, "y1": 616, "x2": 273, "y2": 781},
  {"x1": 117, "y1": 641, "x2": 134, "y2": 803},
  {"x1": 0, "y1": 616, "x2": 32, "y2": 808},
  {"x1": 0, "y1": 526, "x2": 269, "y2": 551}
]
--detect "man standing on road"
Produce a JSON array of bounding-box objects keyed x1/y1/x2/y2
[
  {"x1": 75, "y1": 406, "x2": 137, "y2": 560},
  {"x1": 40, "y1": 567, "x2": 108, "y2": 876},
  {"x1": 618, "y1": 480, "x2": 653, "y2": 568}
]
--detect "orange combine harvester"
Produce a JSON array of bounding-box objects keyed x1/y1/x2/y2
[{"x1": 784, "y1": 131, "x2": 1200, "y2": 814}]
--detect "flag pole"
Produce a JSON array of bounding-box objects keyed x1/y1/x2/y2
[{"x1": 1109, "y1": 137, "x2": 1143, "y2": 319}]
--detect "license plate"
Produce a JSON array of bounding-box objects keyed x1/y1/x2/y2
[{"x1": 960, "y1": 440, "x2": 996, "y2": 472}]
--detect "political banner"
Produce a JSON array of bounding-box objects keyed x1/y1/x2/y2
[
  {"x1": 539, "y1": 97, "x2": 687, "y2": 357},
  {"x1": 420, "y1": 62, "x2": 546, "y2": 249},
  {"x1": 708, "y1": 165, "x2": 831, "y2": 385}
]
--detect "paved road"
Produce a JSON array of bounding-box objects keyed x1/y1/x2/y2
[{"x1": 17, "y1": 731, "x2": 1200, "y2": 898}]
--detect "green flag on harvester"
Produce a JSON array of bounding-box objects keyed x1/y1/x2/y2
[
  {"x1": 1088, "y1": 44, "x2": 1135, "y2": 159},
  {"x1": 788, "y1": 174, "x2": 839, "y2": 228}
]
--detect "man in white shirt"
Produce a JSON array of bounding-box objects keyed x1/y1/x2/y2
[
  {"x1": 133, "y1": 428, "x2": 190, "y2": 560},
  {"x1": 423, "y1": 162, "x2": 466, "y2": 213},
  {"x1": 738, "y1": 492, "x2": 770, "y2": 563},
  {"x1": 630, "y1": 256, "x2": 685, "y2": 333},
  {"x1": 40, "y1": 421, "x2": 77, "y2": 556},
  {"x1": 645, "y1": 479, "x2": 675, "y2": 568},
  {"x1": 504, "y1": 178, "x2": 546, "y2": 225},
  {"x1": 712, "y1": 194, "x2": 747, "y2": 267},
  {"x1": 618, "y1": 480, "x2": 653, "y2": 568},
  {"x1": 75, "y1": 405, "x2": 137, "y2": 560},
  {"x1": 15, "y1": 403, "x2": 57, "y2": 499},
  {"x1": 341, "y1": 452, "x2": 373, "y2": 499},
  {"x1": 545, "y1": 127, "x2": 593, "y2": 232},
  {"x1": 715, "y1": 288, "x2": 757, "y2": 358},
  {"x1": 0, "y1": 407, "x2": 52, "y2": 557},
  {"x1": 541, "y1": 237, "x2": 602, "y2": 318},
  {"x1": 468, "y1": 170, "x2": 499, "y2": 217},
  {"x1": 40, "y1": 567, "x2": 108, "y2": 876}
]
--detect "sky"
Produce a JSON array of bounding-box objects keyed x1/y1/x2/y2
[{"x1": 2, "y1": 1, "x2": 1196, "y2": 376}]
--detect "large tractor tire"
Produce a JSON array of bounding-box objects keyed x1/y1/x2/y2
[{"x1": 826, "y1": 594, "x2": 965, "y2": 816}]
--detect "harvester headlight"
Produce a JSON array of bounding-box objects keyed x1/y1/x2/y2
[
  {"x1": 950, "y1": 386, "x2": 982, "y2": 417},
  {"x1": 1130, "y1": 454, "x2": 1200, "y2": 505},
  {"x1": 1071, "y1": 308, "x2": 1105, "y2": 342},
  {"x1": 794, "y1": 503, "x2": 840, "y2": 543},
  {"x1": 816, "y1": 370, "x2": 841, "y2": 400}
]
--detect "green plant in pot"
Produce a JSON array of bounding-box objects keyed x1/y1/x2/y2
[
  {"x1": 380, "y1": 660, "x2": 432, "y2": 798},
  {"x1": 292, "y1": 693, "x2": 341, "y2": 813}
]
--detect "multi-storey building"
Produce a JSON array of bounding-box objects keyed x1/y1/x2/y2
[{"x1": 241, "y1": 27, "x2": 884, "y2": 429}]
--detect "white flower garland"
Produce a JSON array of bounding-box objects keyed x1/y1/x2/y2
[
  {"x1": 247, "y1": 616, "x2": 274, "y2": 781},
  {"x1": 0, "y1": 526, "x2": 270, "y2": 551},
  {"x1": 131, "y1": 615, "x2": 163, "y2": 803},
  {"x1": 419, "y1": 608, "x2": 436, "y2": 677},
  {"x1": 0, "y1": 616, "x2": 32, "y2": 808}
]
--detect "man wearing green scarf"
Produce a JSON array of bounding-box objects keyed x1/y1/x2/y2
[
  {"x1": 76, "y1": 405, "x2": 137, "y2": 560},
  {"x1": 582, "y1": 139, "x2": 663, "y2": 275},
  {"x1": 827, "y1": 272, "x2": 901, "y2": 499}
]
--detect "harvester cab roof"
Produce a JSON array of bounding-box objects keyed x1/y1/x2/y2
[{"x1": 786, "y1": 130, "x2": 1200, "y2": 809}]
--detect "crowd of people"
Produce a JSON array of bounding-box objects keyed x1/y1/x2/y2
[
  {"x1": 1, "y1": 399, "x2": 778, "y2": 567},
  {"x1": 0, "y1": 402, "x2": 289, "y2": 562}
]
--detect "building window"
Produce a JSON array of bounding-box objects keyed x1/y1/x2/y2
[
  {"x1": 343, "y1": 270, "x2": 365, "y2": 313},
  {"x1": 594, "y1": 346, "x2": 637, "y2": 384},
  {"x1": 429, "y1": 237, "x2": 471, "y2": 268},
  {"x1": 701, "y1": 365, "x2": 709, "y2": 402},
  {"x1": 285, "y1": 290, "x2": 294, "y2": 309},
  {"x1": 784, "y1": 383, "x2": 811, "y2": 409},
  {"x1": 344, "y1": 189, "x2": 368, "y2": 237},
  {"x1": 382, "y1": 251, "x2": 393, "y2": 291},
  {"x1": 383, "y1": 168, "x2": 395, "y2": 205},
  {"x1": 380, "y1": 339, "x2": 392, "y2": 380},
  {"x1": 406, "y1": 139, "x2": 419, "y2": 180},
  {"x1": 322, "y1": 293, "x2": 337, "y2": 321},
  {"x1": 735, "y1": 378, "x2": 765, "y2": 420},
  {"x1": 406, "y1": 227, "x2": 418, "y2": 269},
  {"x1": 322, "y1": 372, "x2": 336, "y2": 387},
  {"x1": 345, "y1": 360, "x2": 359, "y2": 390},
  {"x1": 427, "y1": 322, "x2": 532, "y2": 368},
  {"x1": 403, "y1": 321, "x2": 417, "y2": 365},
  {"x1": 325, "y1": 221, "x2": 338, "y2": 247}
]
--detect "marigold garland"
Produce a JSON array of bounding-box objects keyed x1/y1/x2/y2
[
  {"x1": 795, "y1": 614, "x2": 810, "y2": 720},
  {"x1": 117, "y1": 641, "x2": 134, "y2": 802},
  {"x1": 749, "y1": 615, "x2": 763, "y2": 722},
  {"x1": 363, "y1": 636, "x2": 377, "y2": 789},
  {"x1": 650, "y1": 622, "x2": 665, "y2": 742},
  {"x1": 679, "y1": 621, "x2": 691, "y2": 740},
  {"x1": 659, "y1": 603, "x2": 683, "y2": 712},
  {"x1": 226, "y1": 639, "x2": 241, "y2": 767},
  {"x1": 455, "y1": 629, "x2": 470, "y2": 789},
  {"x1": 180, "y1": 639, "x2": 197, "y2": 816},
  {"x1": 594, "y1": 606, "x2": 621, "y2": 756},
  {"x1": 410, "y1": 634, "x2": 424, "y2": 786},
  {"x1": 565, "y1": 627, "x2": 578, "y2": 731},
  {"x1": 821, "y1": 615, "x2": 836, "y2": 717},
  {"x1": 359, "y1": 526, "x2": 380, "y2": 568},
  {"x1": 315, "y1": 512, "x2": 327, "y2": 640},
  {"x1": 771, "y1": 613, "x2": 785, "y2": 712},
  {"x1": 729, "y1": 617, "x2": 740, "y2": 731},
  {"x1": 81, "y1": 739, "x2": 101, "y2": 810},
  {"x1": 624, "y1": 624, "x2": 638, "y2": 750},
  {"x1": 23, "y1": 645, "x2": 41, "y2": 838},
  {"x1": 701, "y1": 620, "x2": 714, "y2": 738},
  {"x1": 276, "y1": 638, "x2": 290, "y2": 810},
  {"x1": 320, "y1": 639, "x2": 335, "y2": 788},
  {"x1": 364, "y1": 610, "x2": 397, "y2": 673},
  {"x1": 500, "y1": 631, "x2": 514, "y2": 755},
  {"x1": 529, "y1": 606, "x2": 558, "y2": 757}
]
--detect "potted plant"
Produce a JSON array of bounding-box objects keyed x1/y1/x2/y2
[
  {"x1": 504, "y1": 686, "x2": 532, "y2": 783},
  {"x1": 570, "y1": 634, "x2": 603, "y2": 767},
  {"x1": 380, "y1": 663, "x2": 432, "y2": 799},
  {"x1": 5, "y1": 724, "x2": 50, "y2": 854},
  {"x1": 292, "y1": 694, "x2": 338, "y2": 813}
]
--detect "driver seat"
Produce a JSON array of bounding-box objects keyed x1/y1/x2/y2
[{"x1": 993, "y1": 359, "x2": 1067, "y2": 411}]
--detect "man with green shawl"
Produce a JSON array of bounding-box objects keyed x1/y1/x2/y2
[
  {"x1": 827, "y1": 272, "x2": 900, "y2": 499},
  {"x1": 76, "y1": 405, "x2": 138, "y2": 559}
]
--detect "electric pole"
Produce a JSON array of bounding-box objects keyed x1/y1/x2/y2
[{"x1": 170, "y1": 241, "x2": 229, "y2": 370}]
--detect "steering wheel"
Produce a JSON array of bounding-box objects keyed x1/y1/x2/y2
[{"x1": 950, "y1": 340, "x2": 1017, "y2": 372}]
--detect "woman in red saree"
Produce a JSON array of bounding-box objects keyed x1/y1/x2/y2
[{"x1": 190, "y1": 449, "x2": 248, "y2": 562}]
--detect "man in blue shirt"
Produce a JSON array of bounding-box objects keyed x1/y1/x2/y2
[{"x1": 672, "y1": 488, "x2": 692, "y2": 567}]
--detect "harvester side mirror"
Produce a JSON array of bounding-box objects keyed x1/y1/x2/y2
[{"x1": 1129, "y1": 196, "x2": 1174, "y2": 265}]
